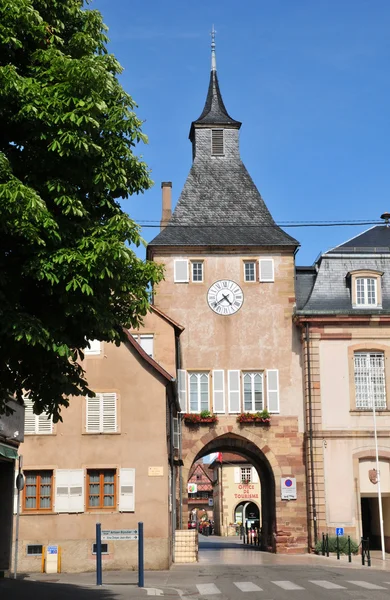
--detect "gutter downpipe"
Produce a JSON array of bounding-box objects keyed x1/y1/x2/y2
[
  {"x1": 305, "y1": 321, "x2": 318, "y2": 545},
  {"x1": 176, "y1": 334, "x2": 183, "y2": 529}
]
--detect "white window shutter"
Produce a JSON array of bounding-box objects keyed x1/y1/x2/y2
[
  {"x1": 259, "y1": 259, "x2": 274, "y2": 282},
  {"x1": 55, "y1": 470, "x2": 71, "y2": 513},
  {"x1": 177, "y1": 370, "x2": 187, "y2": 412},
  {"x1": 212, "y1": 370, "x2": 225, "y2": 413},
  {"x1": 13, "y1": 471, "x2": 19, "y2": 514},
  {"x1": 102, "y1": 393, "x2": 117, "y2": 432},
  {"x1": 228, "y1": 370, "x2": 241, "y2": 413},
  {"x1": 234, "y1": 468, "x2": 240, "y2": 483},
  {"x1": 86, "y1": 395, "x2": 101, "y2": 432},
  {"x1": 24, "y1": 398, "x2": 36, "y2": 434},
  {"x1": 174, "y1": 259, "x2": 189, "y2": 283},
  {"x1": 68, "y1": 470, "x2": 84, "y2": 513},
  {"x1": 173, "y1": 417, "x2": 180, "y2": 450},
  {"x1": 252, "y1": 467, "x2": 259, "y2": 483},
  {"x1": 84, "y1": 339, "x2": 101, "y2": 355},
  {"x1": 140, "y1": 335, "x2": 154, "y2": 358},
  {"x1": 267, "y1": 369, "x2": 280, "y2": 413},
  {"x1": 119, "y1": 468, "x2": 135, "y2": 512},
  {"x1": 37, "y1": 412, "x2": 53, "y2": 434}
]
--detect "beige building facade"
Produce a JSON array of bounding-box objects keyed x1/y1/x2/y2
[
  {"x1": 14, "y1": 309, "x2": 181, "y2": 573},
  {"x1": 296, "y1": 226, "x2": 390, "y2": 552}
]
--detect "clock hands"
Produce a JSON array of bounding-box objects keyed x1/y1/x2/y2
[{"x1": 221, "y1": 293, "x2": 232, "y2": 305}]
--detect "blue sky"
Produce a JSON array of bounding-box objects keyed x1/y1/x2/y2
[{"x1": 92, "y1": 0, "x2": 390, "y2": 265}]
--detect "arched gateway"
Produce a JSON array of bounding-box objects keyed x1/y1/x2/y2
[{"x1": 187, "y1": 433, "x2": 276, "y2": 551}]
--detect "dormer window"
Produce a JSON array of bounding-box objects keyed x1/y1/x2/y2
[
  {"x1": 349, "y1": 270, "x2": 383, "y2": 309},
  {"x1": 211, "y1": 129, "x2": 224, "y2": 156}
]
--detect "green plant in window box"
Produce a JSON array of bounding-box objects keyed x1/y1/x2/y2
[
  {"x1": 237, "y1": 410, "x2": 271, "y2": 424},
  {"x1": 183, "y1": 410, "x2": 218, "y2": 424}
]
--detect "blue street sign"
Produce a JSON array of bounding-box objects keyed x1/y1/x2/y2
[{"x1": 335, "y1": 527, "x2": 344, "y2": 536}]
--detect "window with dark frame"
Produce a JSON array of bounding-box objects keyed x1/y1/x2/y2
[
  {"x1": 92, "y1": 543, "x2": 108, "y2": 554},
  {"x1": 23, "y1": 471, "x2": 53, "y2": 512},
  {"x1": 240, "y1": 467, "x2": 252, "y2": 484},
  {"x1": 244, "y1": 262, "x2": 256, "y2": 282},
  {"x1": 27, "y1": 545, "x2": 43, "y2": 556},
  {"x1": 87, "y1": 469, "x2": 116, "y2": 509},
  {"x1": 192, "y1": 262, "x2": 203, "y2": 282}
]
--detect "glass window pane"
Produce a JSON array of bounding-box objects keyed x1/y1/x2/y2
[
  {"x1": 189, "y1": 374, "x2": 198, "y2": 412},
  {"x1": 104, "y1": 495, "x2": 114, "y2": 507},
  {"x1": 245, "y1": 263, "x2": 255, "y2": 282},
  {"x1": 26, "y1": 497, "x2": 36, "y2": 509}
]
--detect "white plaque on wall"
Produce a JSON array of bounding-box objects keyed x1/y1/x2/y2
[{"x1": 281, "y1": 477, "x2": 297, "y2": 500}]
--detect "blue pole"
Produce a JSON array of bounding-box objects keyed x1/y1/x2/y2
[
  {"x1": 96, "y1": 523, "x2": 102, "y2": 586},
  {"x1": 138, "y1": 522, "x2": 144, "y2": 588}
]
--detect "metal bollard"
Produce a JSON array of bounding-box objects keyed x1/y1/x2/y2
[
  {"x1": 336, "y1": 533, "x2": 340, "y2": 560},
  {"x1": 348, "y1": 536, "x2": 351, "y2": 563},
  {"x1": 322, "y1": 533, "x2": 325, "y2": 556},
  {"x1": 138, "y1": 522, "x2": 144, "y2": 587},
  {"x1": 96, "y1": 523, "x2": 102, "y2": 586}
]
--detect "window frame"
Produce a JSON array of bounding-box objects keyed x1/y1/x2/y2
[
  {"x1": 242, "y1": 371, "x2": 264, "y2": 413},
  {"x1": 86, "y1": 469, "x2": 117, "y2": 511},
  {"x1": 26, "y1": 545, "x2": 43, "y2": 556},
  {"x1": 353, "y1": 351, "x2": 387, "y2": 411},
  {"x1": 84, "y1": 339, "x2": 101, "y2": 356},
  {"x1": 240, "y1": 467, "x2": 252, "y2": 484},
  {"x1": 191, "y1": 261, "x2": 204, "y2": 283},
  {"x1": 24, "y1": 398, "x2": 53, "y2": 435},
  {"x1": 85, "y1": 392, "x2": 118, "y2": 434},
  {"x1": 244, "y1": 261, "x2": 256, "y2": 283},
  {"x1": 92, "y1": 543, "x2": 109, "y2": 555},
  {"x1": 188, "y1": 371, "x2": 210, "y2": 413},
  {"x1": 23, "y1": 470, "x2": 53, "y2": 513},
  {"x1": 350, "y1": 270, "x2": 382, "y2": 309}
]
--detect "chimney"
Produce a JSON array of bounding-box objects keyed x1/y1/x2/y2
[{"x1": 160, "y1": 182, "x2": 172, "y2": 231}]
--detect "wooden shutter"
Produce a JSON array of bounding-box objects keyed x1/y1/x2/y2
[
  {"x1": 252, "y1": 467, "x2": 259, "y2": 483},
  {"x1": 85, "y1": 339, "x2": 101, "y2": 355},
  {"x1": 173, "y1": 417, "x2": 180, "y2": 450},
  {"x1": 102, "y1": 393, "x2": 117, "y2": 432},
  {"x1": 54, "y1": 470, "x2": 71, "y2": 513},
  {"x1": 259, "y1": 259, "x2": 274, "y2": 282},
  {"x1": 212, "y1": 370, "x2": 225, "y2": 413},
  {"x1": 37, "y1": 412, "x2": 53, "y2": 434},
  {"x1": 119, "y1": 468, "x2": 135, "y2": 512},
  {"x1": 234, "y1": 468, "x2": 240, "y2": 483},
  {"x1": 24, "y1": 398, "x2": 36, "y2": 434},
  {"x1": 177, "y1": 370, "x2": 187, "y2": 412},
  {"x1": 211, "y1": 129, "x2": 224, "y2": 155},
  {"x1": 68, "y1": 470, "x2": 84, "y2": 513},
  {"x1": 267, "y1": 369, "x2": 280, "y2": 413},
  {"x1": 174, "y1": 259, "x2": 189, "y2": 283},
  {"x1": 228, "y1": 370, "x2": 241, "y2": 413},
  {"x1": 140, "y1": 335, "x2": 154, "y2": 358},
  {"x1": 86, "y1": 395, "x2": 101, "y2": 432}
]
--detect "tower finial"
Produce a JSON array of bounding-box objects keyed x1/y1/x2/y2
[{"x1": 211, "y1": 25, "x2": 216, "y2": 71}]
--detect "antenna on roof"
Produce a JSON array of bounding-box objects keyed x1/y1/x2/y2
[
  {"x1": 380, "y1": 212, "x2": 390, "y2": 227},
  {"x1": 211, "y1": 25, "x2": 216, "y2": 72}
]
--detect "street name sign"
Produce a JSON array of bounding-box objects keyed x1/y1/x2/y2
[{"x1": 101, "y1": 529, "x2": 138, "y2": 541}]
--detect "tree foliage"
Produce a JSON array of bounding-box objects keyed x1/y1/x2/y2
[{"x1": 0, "y1": 0, "x2": 163, "y2": 419}]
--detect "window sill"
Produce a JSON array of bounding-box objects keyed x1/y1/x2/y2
[
  {"x1": 350, "y1": 410, "x2": 389, "y2": 415},
  {"x1": 24, "y1": 433, "x2": 55, "y2": 436},
  {"x1": 21, "y1": 511, "x2": 56, "y2": 516},
  {"x1": 83, "y1": 431, "x2": 121, "y2": 435}
]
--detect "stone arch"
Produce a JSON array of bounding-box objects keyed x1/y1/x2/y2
[{"x1": 185, "y1": 432, "x2": 278, "y2": 551}]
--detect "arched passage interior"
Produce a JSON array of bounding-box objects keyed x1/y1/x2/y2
[{"x1": 190, "y1": 433, "x2": 276, "y2": 551}]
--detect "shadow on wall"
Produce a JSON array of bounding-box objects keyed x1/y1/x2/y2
[{"x1": 0, "y1": 578, "x2": 118, "y2": 599}]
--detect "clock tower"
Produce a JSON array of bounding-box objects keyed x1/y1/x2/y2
[{"x1": 147, "y1": 34, "x2": 308, "y2": 553}]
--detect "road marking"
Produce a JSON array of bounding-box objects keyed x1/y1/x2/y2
[
  {"x1": 196, "y1": 584, "x2": 221, "y2": 595},
  {"x1": 234, "y1": 582, "x2": 263, "y2": 592},
  {"x1": 271, "y1": 581, "x2": 304, "y2": 590},
  {"x1": 145, "y1": 589, "x2": 164, "y2": 596},
  {"x1": 347, "y1": 581, "x2": 387, "y2": 590},
  {"x1": 309, "y1": 580, "x2": 346, "y2": 590}
]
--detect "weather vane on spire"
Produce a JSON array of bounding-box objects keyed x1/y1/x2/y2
[{"x1": 211, "y1": 25, "x2": 216, "y2": 72}]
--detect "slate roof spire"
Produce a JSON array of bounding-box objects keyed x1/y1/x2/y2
[{"x1": 189, "y1": 27, "x2": 241, "y2": 139}]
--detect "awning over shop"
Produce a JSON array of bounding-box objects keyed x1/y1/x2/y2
[{"x1": 0, "y1": 443, "x2": 18, "y2": 460}]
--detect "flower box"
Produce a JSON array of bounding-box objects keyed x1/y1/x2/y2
[
  {"x1": 183, "y1": 413, "x2": 218, "y2": 425},
  {"x1": 237, "y1": 412, "x2": 271, "y2": 425}
]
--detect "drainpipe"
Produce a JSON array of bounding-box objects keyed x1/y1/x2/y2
[
  {"x1": 176, "y1": 335, "x2": 183, "y2": 529},
  {"x1": 305, "y1": 322, "x2": 318, "y2": 545}
]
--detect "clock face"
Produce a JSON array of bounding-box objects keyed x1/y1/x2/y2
[{"x1": 207, "y1": 280, "x2": 244, "y2": 315}]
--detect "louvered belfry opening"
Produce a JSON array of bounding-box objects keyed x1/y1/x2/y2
[{"x1": 211, "y1": 129, "x2": 224, "y2": 155}]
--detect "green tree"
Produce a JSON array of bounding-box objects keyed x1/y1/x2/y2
[{"x1": 0, "y1": 0, "x2": 163, "y2": 419}]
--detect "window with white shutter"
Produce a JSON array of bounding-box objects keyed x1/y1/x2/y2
[
  {"x1": 228, "y1": 370, "x2": 241, "y2": 413},
  {"x1": 173, "y1": 417, "x2": 180, "y2": 450},
  {"x1": 174, "y1": 259, "x2": 189, "y2": 283},
  {"x1": 252, "y1": 467, "x2": 259, "y2": 483},
  {"x1": 267, "y1": 369, "x2": 280, "y2": 413},
  {"x1": 24, "y1": 398, "x2": 53, "y2": 435},
  {"x1": 234, "y1": 467, "x2": 240, "y2": 483},
  {"x1": 243, "y1": 372, "x2": 263, "y2": 412},
  {"x1": 212, "y1": 370, "x2": 225, "y2": 413},
  {"x1": 189, "y1": 372, "x2": 209, "y2": 413},
  {"x1": 119, "y1": 468, "x2": 135, "y2": 512},
  {"x1": 177, "y1": 370, "x2": 187, "y2": 412},
  {"x1": 139, "y1": 334, "x2": 154, "y2": 358},
  {"x1": 86, "y1": 393, "x2": 117, "y2": 433},
  {"x1": 259, "y1": 259, "x2": 274, "y2": 282},
  {"x1": 54, "y1": 469, "x2": 84, "y2": 513},
  {"x1": 84, "y1": 339, "x2": 101, "y2": 355}
]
